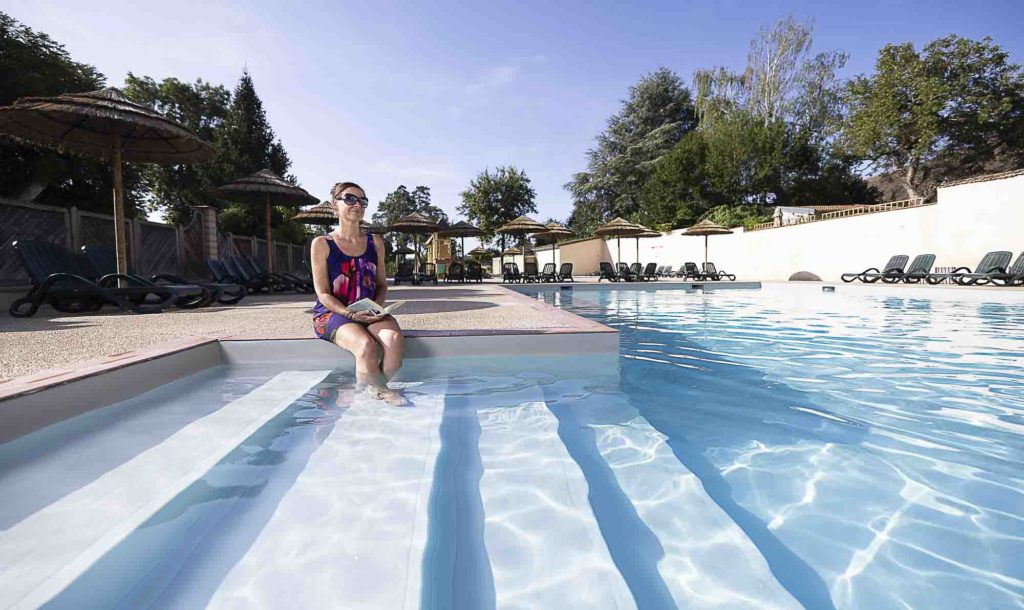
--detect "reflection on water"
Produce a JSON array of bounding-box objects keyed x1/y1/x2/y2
[{"x1": 543, "y1": 286, "x2": 1024, "y2": 609}]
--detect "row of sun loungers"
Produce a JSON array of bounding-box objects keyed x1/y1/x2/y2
[
  {"x1": 207, "y1": 257, "x2": 313, "y2": 294},
  {"x1": 842, "y1": 251, "x2": 1024, "y2": 286},
  {"x1": 8, "y1": 240, "x2": 248, "y2": 318},
  {"x1": 598, "y1": 261, "x2": 736, "y2": 282},
  {"x1": 502, "y1": 263, "x2": 574, "y2": 283}
]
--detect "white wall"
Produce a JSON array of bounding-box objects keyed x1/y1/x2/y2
[{"x1": 622, "y1": 173, "x2": 1024, "y2": 281}]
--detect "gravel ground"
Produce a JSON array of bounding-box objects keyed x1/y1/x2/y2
[{"x1": 0, "y1": 283, "x2": 567, "y2": 382}]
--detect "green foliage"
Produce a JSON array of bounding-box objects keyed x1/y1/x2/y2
[
  {"x1": 371, "y1": 185, "x2": 448, "y2": 260},
  {"x1": 122, "y1": 73, "x2": 230, "y2": 222},
  {"x1": 702, "y1": 204, "x2": 772, "y2": 230},
  {"x1": 842, "y1": 35, "x2": 1024, "y2": 198},
  {"x1": 0, "y1": 11, "x2": 147, "y2": 214},
  {"x1": 458, "y1": 166, "x2": 537, "y2": 245},
  {"x1": 565, "y1": 67, "x2": 697, "y2": 234}
]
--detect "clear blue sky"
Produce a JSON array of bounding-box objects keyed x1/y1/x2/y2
[{"x1": 9, "y1": 0, "x2": 1024, "y2": 226}]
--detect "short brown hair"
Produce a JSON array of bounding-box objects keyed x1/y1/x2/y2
[{"x1": 331, "y1": 181, "x2": 366, "y2": 200}]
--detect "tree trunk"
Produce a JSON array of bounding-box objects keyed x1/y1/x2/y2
[{"x1": 903, "y1": 161, "x2": 921, "y2": 200}]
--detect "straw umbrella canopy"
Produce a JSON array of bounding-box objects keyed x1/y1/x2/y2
[
  {"x1": 213, "y1": 169, "x2": 318, "y2": 276},
  {"x1": 437, "y1": 220, "x2": 483, "y2": 261},
  {"x1": 0, "y1": 87, "x2": 214, "y2": 279},
  {"x1": 632, "y1": 226, "x2": 661, "y2": 266},
  {"x1": 468, "y1": 246, "x2": 494, "y2": 259},
  {"x1": 392, "y1": 245, "x2": 414, "y2": 267},
  {"x1": 594, "y1": 217, "x2": 643, "y2": 264},
  {"x1": 361, "y1": 220, "x2": 387, "y2": 234},
  {"x1": 683, "y1": 219, "x2": 733, "y2": 266},
  {"x1": 496, "y1": 215, "x2": 548, "y2": 274},
  {"x1": 535, "y1": 222, "x2": 573, "y2": 267},
  {"x1": 292, "y1": 200, "x2": 337, "y2": 234},
  {"x1": 388, "y1": 212, "x2": 440, "y2": 273}
]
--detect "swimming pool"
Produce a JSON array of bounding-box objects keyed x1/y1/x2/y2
[{"x1": 0, "y1": 284, "x2": 1021, "y2": 609}]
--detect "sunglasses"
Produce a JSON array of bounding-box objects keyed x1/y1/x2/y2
[{"x1": 336, "y1": 193, "x2": 370, "y2": 208}]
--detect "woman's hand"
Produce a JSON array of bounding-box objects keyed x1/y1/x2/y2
[{"x1": 347, "y1": 310, "x2": 387, "y2": 325}]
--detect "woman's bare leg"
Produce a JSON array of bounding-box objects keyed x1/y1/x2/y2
[
  {"x1": 333, "y1": 323, "x2": 385, "y2": 388},
  {"x1": 366, "y1": 317, "x2": 405, "y2": 382}
]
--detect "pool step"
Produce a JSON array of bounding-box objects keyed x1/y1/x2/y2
[
  {"x1": 0, "y1": 370, "x2": 331, "y2": 610},
  {"x1": 542, "y1": 379, "x2": 802, "y2": 610},
  {"x1": 475, "y1": 381, "x2": 636, "y2": 609},
  {"x1": 198, "y1": 379, "x2": 447, "y2": 610}
]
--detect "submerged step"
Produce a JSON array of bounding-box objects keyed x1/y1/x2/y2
[
  {"x1": 196, "y1": 379, "x2": 447, "y2": 610},
  {"x1": 0, "y1": 370, "x2": 331, "y2": 610},
  {"x1": 475, "y1": 383, "x2": 635, "y2": 609},
  {"x1": 545, "y1": 379, "x2": 802, "y2": 609}
]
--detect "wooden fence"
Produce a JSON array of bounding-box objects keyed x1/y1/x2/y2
[{"x1": 1, "y1": 198, "x2": 307, "y2": 285}]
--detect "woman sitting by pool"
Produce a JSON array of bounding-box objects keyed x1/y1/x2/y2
[{"x1": 311, "y1": 181, "x2": 405, "y2": 404}]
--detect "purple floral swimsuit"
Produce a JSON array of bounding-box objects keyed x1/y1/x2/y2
[{"x1": 312, "y1": 234, "x2": 378, "y2": 341}]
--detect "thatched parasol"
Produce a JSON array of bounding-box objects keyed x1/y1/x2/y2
[
  {"x1": 468, "y1": 246, "x2": 494, "y2": 259},
  {"x1": 361, "y1": 220, "x2": 387, "y2": 234},
  {"x1": 502, "y1": 242, "x2": 535, "y2": 257},
  {"x1": 632, "y1": 226, "x2": 661, "y2": 266},
  {"x1": 497, "y1": 215, "x2": 548, "y2": 278},
  {"x1": 388, "y1": 212, "x2": 440, "y2": 274},
  {"x1": 594, "y1": 217, "x2": 643, "y2": 264},
  {"x1": 213, "y1": 169, "x2": 318, "y2": 278},
  {"x1": 292, "y1": 201, "x2": 337, "y2": 234},
  {"x1": 535, "y1": 222, "x2": 573, "y2": 268},
  {"x1": 0, "y1": 87, "x2": 214, "y2": 280},
  {"x1": 438, "y1": 220, "x2": 482, "y2": 261},
  {"x1": 683, "y1": 219, "x2": 733, "y2": 266}
]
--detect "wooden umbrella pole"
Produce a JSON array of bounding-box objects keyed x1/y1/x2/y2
[
  {"x1": 266, "y1": 194, "x2": 274, "y2": 294},
  {"x1": 111, "y1": 138, "x2": 127, "y2": 289}
]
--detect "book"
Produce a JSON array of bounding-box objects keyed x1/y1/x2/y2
[{"x1": 346, "y1": 298, "x2": 404, "y2": 316}]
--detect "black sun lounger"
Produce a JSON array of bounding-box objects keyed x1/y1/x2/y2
[
  {"x1": 466, "y1": 260, "x2": 484, "y2": 283},
  {"x1": 540, "y1": 263, "x2": 557, "y2": 282},
  {"x1": 502, "y1": 262, "x2": 521, "y2": 283},
  {"x1": 80, "y1": 245, "x2": 212, "y2": 309},
  {"x1": 617, "y1": 262, "x2": 638, "y2": 281},
  {"x1": 394, "y1": 261, "x2": 416, "y2": 285},
  {"x1": 927, "y1": 251, "x2": 1012, "y2": 285},
  {"x1": 598, "y1": 262, "x2": 618, "y2": 282},
  {"x1": 445, "y1": 261, "x2": 465, "y2": 283},
  {"x1": 679, "y1": 262, "x2": 702, "y2": 280},
  {"x1": 223, "y1": 258, "x2": 275, "y2": 293},
  {"x1": 523, "y1": 262, "x2": 541, "y2": 283},
  {"x1": 703, "y1": 262, "x2": 736, "y2": 281},
  {"x1": 841, "y1": 255, "x2": 908, "y2": 283},
  {"x1": 988, "y1": 252, "x2": 1024, "y2": 286},
  {"x1": 896, "y1": 254, "x2": 936, "y2": 284},
  {"x1": 659, "y1": 265, "x2": 674, "y2": 278},
  {"x1": 9, "y1": 240, "x2": 178, "y2": 317},
  {"x1": 558, "y1": 263, "x2": 574, "y2": 282},
  {"x1": 418, "y1": 262, "x2": 438, "y2": 285},
  {"x1": 642, "y1": 262, "x2": 659, "y2": 281},
  {"x1": 246, "y1": 255, "x2": 313, "y2": 293}
]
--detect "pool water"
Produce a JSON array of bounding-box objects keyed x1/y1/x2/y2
[{"x1": 0, "y1": 285, "x2": 1021, "y2": 609}]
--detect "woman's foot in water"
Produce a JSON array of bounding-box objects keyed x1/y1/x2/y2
[{"x1": 367, "y1": 385, "x2": 410, "y2": 407}]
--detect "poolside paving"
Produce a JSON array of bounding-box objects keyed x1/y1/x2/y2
[{"x1": 0, "y1": 282, "x2": 597, "y2": 383}]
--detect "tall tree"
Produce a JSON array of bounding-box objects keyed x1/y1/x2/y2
[
  {"x1": 371, "y1": 184, "x2": 447, "y2": 257},
  {"x1": 0, "y1": 11, "x2": 146, "y2": 213},
  {"x1": 211, "y1": 71, "x2": 304, "y2": 239},
  {"x1": 843, "y1": 35, "x2": 1024, "y2": 199},
  {"x1": 565, "y1": 67, "x2": 697, "y2": 233},
  {"x1": 459, "y1": 166, "x2": 537, "y2": 246},
  {"x1": 123, "y1": 74, "x2": 230, "y2": 223}
]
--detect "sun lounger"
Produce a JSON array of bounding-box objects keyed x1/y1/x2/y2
[
  {"x1": 417, "y1": 262, "x2": 438, "y2": 285},
  {"x1": 558, "y1": 263, "x2": 574, "y2": 282},
  {"x1": 445, "y1": 261, "x2": 465, "y2": 283},
  {"x1": 224, "y1": 258, "x2": 276, "y2": 292},
  {"x1": 394, "y1": 261, "x2": 415, "y2": 285},
  {"x1": 841, "y1": 255, "x2": 908, "y2": 283},
  {"x1": 540, "y1": 263, "x2": 557, "y2": 282},
  {"x1": 659, "y1": 265, "x2": 674, "y2": 278},
  {"x1": 678, "y1": 262, "x2": 702, "y2": 280},
  {"x1": 466, "y1": 260, "x2": 484, "y2": 283},
  {"x1": 618, "y1": 262, "x2": 638, "y2": 281},
  {"x1": 80, "y1": 245, "x2": 213, "y2": 309},
  {"x1": 897, "y1": 254, "x2": 936, "y2": 284},
  {"x1": 642, "y1": 262, "x2": 659, "y2": 281},
  {"x1": 502, "y1": 262, "x2": 522, "y2": 283},
  {"x1": 988, "y1": 252, "x2": 1024, "y2": 286},
  {"x1": 598, "y1": 262, "x2": 618, "y2": 282},
  {"x1": 246, "y1": 255, "x2": 313, "y2": 293},
  {"x1": 523, "y1": 262, "x2": 541, "y2": 283},
  {"x1": 702, "y1": 262, "x2": 736, "y2": 281},
  {"x1": 9, "y1": 240, "x2": 178, "y2": 317},
  {"x1": 927, "y1": 251, "x2": 1012, "y2": 285}
]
